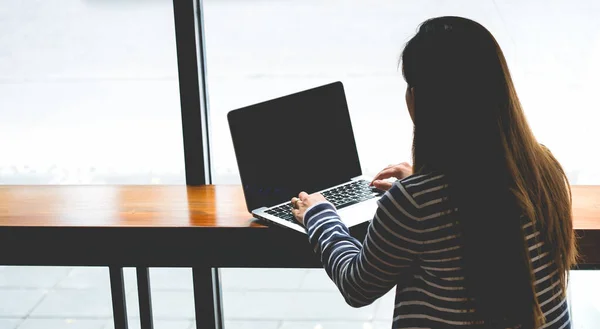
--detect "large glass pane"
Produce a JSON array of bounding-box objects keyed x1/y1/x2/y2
[
  {"x1": 205, "y1": 0, "x2": 599, "y2": 185},
  {"x1": 204, "y1": 0, "x2": 600, "y2": 327},
  {"x1": 0, "y1": 0, "x2": 184, "y2": 184},
  {"x1": 0, "y1": 0, "x2": 184, "y2": 327}
]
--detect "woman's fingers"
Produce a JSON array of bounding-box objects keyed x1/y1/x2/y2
[
  {"x1": 372, "y1": 180, "x2": 393, "y2": 191},
  {"x1": 371, "y1": 162, "x2": 414, "y2": 186},
  {"x1": 298, "y1": 191, "x2": 309, "y2": 201},
  {"x1": 371, "y1": 167, "x2": 399, "y2": 183}
]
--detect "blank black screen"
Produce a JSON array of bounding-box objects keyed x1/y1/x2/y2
[{"x1": 228, "y1": 82, "x2": 362, "y2": 211}]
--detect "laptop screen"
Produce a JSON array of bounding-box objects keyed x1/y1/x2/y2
[{"x1": 228, "y1": 82, "x2": 362, "y2": 211}]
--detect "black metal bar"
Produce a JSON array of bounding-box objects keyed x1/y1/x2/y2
[
  {"x1": 0, "y1": 226, "x2": 322, "y2": 267},
  {"x1": 213, "y1": 268, "x2": 224, "y2": 327},
  {"x1": 173, "y1": 0, "x2": 209, "y2": 185},
  {"x1": 193, "y1": 267, "x2": 223, "y2": 329},
  {"x1": 137, "y1": 267, "x2": 154, "y2": 329},
  {"x1": 2, "y1": 226, "x2": 598, "y2": 268},
  {"x1": 109, "y1": 267, "x2": 129, "y2": 329},
  {"x1": 195, "y1": 0, "x2": 212, "y2": 184}
]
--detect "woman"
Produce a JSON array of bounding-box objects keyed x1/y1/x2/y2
[{"x1": 290, "y1": 17, "x2": 577, "y2": 329}]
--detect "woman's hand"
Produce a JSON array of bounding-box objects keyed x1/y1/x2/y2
[
  {"x1": 291, "y1": 191, "x2": 327, "y2": 225},
  {"x1": 370, "y1": 162, "x2": 413, "y2": 191}
]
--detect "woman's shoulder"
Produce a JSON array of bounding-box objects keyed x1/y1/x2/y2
[
  {"x1": 381, "y1": 172, "x2": 450, "y2": 212},
  {"x1": 397, "y1": 172, "x2": 448, "y2": 195}
]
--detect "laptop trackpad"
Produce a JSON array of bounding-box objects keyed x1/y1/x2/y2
[{"x1": 337, "y1": 198, "x2": 378, "y2": 227}]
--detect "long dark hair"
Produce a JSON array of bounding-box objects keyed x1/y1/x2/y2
[{"x1": 401, "y1": 16, "x2": 577, "y2": 328}]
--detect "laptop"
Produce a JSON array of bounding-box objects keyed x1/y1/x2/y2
[{"x1": 227, "y1": 82, "x2": 382, "y2": 233}]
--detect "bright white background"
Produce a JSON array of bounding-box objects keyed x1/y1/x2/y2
[
  {"x1": 1, "y1": 0, "x2": 598, "y2": 185},
  {"x1": 0, "y1": 0, "x2": 185, "y2": 184}
]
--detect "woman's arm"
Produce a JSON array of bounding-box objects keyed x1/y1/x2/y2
[{"x1": 304, "y1": 183, "x2": 423, "y2": 307}]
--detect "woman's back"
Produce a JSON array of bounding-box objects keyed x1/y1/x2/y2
[
  {"x1": 390, "y1": 173, "x2": 570, "y2": 328},
  {"x1": 396, "y1": 15, "x2": 576, "y2": 327},
  {"x1": 294, "y1": 15, "x2": 576, "y2": 329}
]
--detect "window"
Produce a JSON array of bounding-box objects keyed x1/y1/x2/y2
[
  {"x1": 0, "y1": 0, "x2": 185, "y2": 184},
  {"x1": 204, "y1": 0, "x2": 600, "y2": 185}
]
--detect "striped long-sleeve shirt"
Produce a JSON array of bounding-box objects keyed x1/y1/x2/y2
[{"x1": 304, "y1": 173, "x2": 571, "y2": 329}]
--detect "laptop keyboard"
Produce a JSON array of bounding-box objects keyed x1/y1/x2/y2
[
  {"x1": 322, "y1": 180, "x2": 380, "y2": 209},
  {"x1": 264, "y1": 180, "x2": 380, "y2": 222},
  {"x1": 265, "y1": 203, "x2": 295, "y2": 222}
]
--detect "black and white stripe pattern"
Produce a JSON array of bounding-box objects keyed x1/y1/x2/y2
[{"x1": 305, "y1": 173, "x2": 570, "y2": 329}]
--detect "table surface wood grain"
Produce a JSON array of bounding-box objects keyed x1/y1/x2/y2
[{"x1": 0, "y1": 185, "x2": 598, "y2": 229}]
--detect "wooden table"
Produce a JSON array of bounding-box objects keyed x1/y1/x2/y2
[{"x1": 1, "y1": 185, "x2": 599, "y2": 329}]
